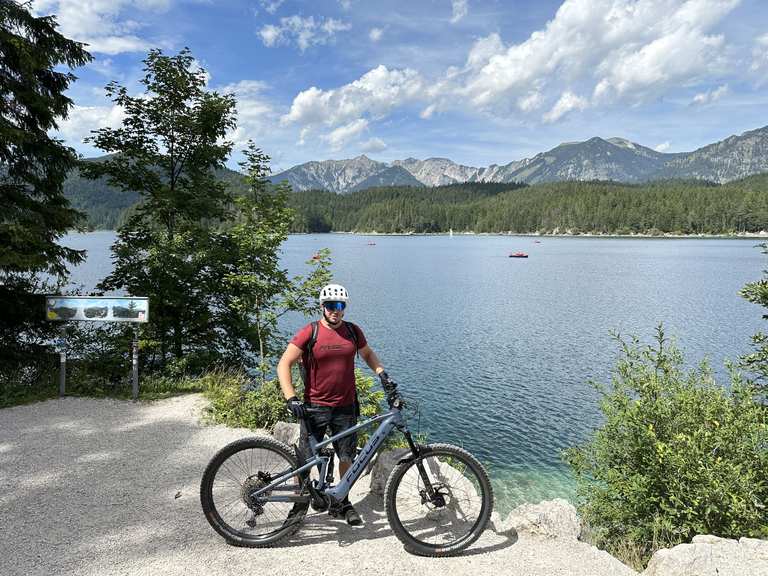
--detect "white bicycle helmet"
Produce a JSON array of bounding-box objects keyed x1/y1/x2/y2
[{"x1": 319, "y1": 283, "x2": 349, "y2": 304}]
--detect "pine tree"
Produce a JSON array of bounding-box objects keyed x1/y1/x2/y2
[
  {"x1": 0, "y1": 0, "x2": 91, "y2": 383},
  {"x1": 209, "y1": 143, "x2": 331, "y2": 376}
]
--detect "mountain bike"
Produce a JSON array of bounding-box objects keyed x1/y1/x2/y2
[{"x1": 200, "y1": 384, "x2": 494, "y2": 556}]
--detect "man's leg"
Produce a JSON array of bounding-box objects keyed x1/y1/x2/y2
[
  {"x1": 301, "y1": 406, "x2": 332, "y2": 510},
  {"x1": 330, "y1": 405, "x2": 362, "y2": 526}
]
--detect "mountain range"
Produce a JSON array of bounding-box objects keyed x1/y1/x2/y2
[{"x1": 270, "y1": 125, "x2": 768, "y2": 193}]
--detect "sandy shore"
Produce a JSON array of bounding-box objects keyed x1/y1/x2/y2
[{"x1": 0, "y1": 394, "x2": 636, "y2": 576}]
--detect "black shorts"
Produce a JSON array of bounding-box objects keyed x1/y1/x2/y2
[{"x1": 301, "y1": 403, "x2": 357, "y2": 462}]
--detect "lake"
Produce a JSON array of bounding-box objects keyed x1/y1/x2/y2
[{"x1": 60, "y1": 231, "x2": 767, "y2": 512}]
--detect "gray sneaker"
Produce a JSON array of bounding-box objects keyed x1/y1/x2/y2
[
  {"x1": 329, "y1": 500, "x2": 362, "y2": 526},
  {"x1": 343, "y1": 504, "x2": 362, "y2": 526}
]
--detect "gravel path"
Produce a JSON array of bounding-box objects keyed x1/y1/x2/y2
[{"x1": 0, "y1": 394, "x2": 637, "y2": 576}]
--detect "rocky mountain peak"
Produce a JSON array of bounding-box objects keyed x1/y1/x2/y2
[{"x1": 269, "y1": 125, "x2": 768, "y2": 192}]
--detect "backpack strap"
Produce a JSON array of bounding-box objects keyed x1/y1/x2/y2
[
  {"x1": 344, "y1": 321, "x2": 360, "y2": 357},
  {"x1": 306, "y1": 321, "x2": 320, "y2": 364}
]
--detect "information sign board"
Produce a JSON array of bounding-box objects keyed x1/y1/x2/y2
[{"x1": 45, "y1": 296, "x2": 149, "y2": 323}]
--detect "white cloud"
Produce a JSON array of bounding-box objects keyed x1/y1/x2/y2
[
  {"x1": 360, "y1": 137, "x2": 387, "y2": 153},
  {"x1": 655, "y1": 141, "x2": 671, "y2": 152},
  {"x1": 369, "y1": 27, "x2": 384, "y2": 42},
  {"x1": 259, "y1": 25, "x2": 282, "y2": 47},
  {"x1": 258, "y1": 15, "x2": 351, "y2": 52},
  {"x1": 750, "y1": 33, "x2": 768, "y2": 77},
  {"x1": 518, "y1": 91, "x2": 543, "y2": 112},
  {"x1": 283, "y1": 65, "x2": 424, "y2": 128},
  {"x1": 277, "y1": 0, "x2": 745, "y2": 138},
  {"x1": 450, "y1": 0, "x2": 468, "y2": 24},
  {"x1": 258, "y1": 0, "x2": 284, "y2": 14},
  {"x1": 220, "y1": 80, "x2": 270, "y2": 97},
  {"x1": 32, "y1": 0, "x2": 170, "y2": 55},
  {"x1": 691, "y1": 84, "x2": 728, "y2": 105},
  {"x1": 323, "y1": 119, "x2": 369, "y2": 150},
  {"x1": 298, "y1": 127, "x2": 310, "y2": 146},
  {"x1": 451, "y1": 0, "x2": 739, "y2": 118},
  {"x1": 543, "y1": 91, "x2": 588, "y2": 123},
  {"x1": 56, "y1": 104, "x2": 127, "y2": 144},
  {"x1": 218, "y1": 80, "x2": 275, "y2": 147},
  {"x1": 338, "y1": 0, "x2": 353, "y2": 9},
  {"x1": 465, "y1": 33, "x2": 505, "y2": 70},
  {"x1": 420, "y1": 104, "x2": 437, "y2": 119}
]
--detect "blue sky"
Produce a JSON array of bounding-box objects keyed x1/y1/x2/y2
[{"x1": 35, "y1": 0, "x2": 768, "y2": 172}]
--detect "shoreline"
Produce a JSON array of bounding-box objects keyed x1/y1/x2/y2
[
  {"x1": 74, "y1": 229, "x2": 768, "y2": 240},
  {"x1": 321, "y1": 230, "x2": 768, "y2": 239}
]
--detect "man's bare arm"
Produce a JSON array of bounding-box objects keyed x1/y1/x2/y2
[
  {"x1": 359, "y1": 344, "x2": 384, "y2": 375},
  {"x1": 277, "y1": 343, "x2": 304, "y2": 400}
]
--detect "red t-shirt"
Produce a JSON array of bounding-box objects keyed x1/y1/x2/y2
[{"x1": 290, "y1": 321, "x2": 367, "y2": 407}]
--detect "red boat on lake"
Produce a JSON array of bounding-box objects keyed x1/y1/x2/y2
[{"x1": 509, "y1": 252, "x2": 529, "y2": 258}]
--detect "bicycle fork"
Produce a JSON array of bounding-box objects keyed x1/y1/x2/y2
[{"x1": 402, "y1": 430, "x2": 445, "y2": 507}]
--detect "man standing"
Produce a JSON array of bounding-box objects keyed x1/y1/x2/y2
[{"x1": 277, "y1": 283, "x2": 393, "y2": 526}]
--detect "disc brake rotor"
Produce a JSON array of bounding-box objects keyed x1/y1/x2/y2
[{"x1": 420, "y1": 483, "x2": 449, "y2": 510}]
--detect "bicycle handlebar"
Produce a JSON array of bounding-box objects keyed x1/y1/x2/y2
[{"x1": 299, "y1": 393, "x2": 405, "y2": 417}]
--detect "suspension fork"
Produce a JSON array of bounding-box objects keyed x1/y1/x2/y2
[{"x1": 403, "y1": 430, "x2": 437, "y2": 498}]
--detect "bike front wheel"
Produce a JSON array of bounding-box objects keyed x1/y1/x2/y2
[
  {"x1": 384, "y1": 443, "x2": 493, "y2": 556},
  {"x1": 200, "y1": 436, "x2": 308, "y2": 547}
]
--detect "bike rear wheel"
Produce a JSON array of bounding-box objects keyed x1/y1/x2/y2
[
  {"x1": 384, "y1": 443, "x2": 493, "y2": 556},
  {"x1": 200, "y1": 436, "x2": 308, "y2": 547}
]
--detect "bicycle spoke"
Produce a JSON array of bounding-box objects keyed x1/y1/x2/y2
[{"x1": 388, "y1": 447, "x2": 490, "y2": 554}]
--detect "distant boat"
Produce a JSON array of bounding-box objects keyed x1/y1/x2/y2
[
  {"x1": 533, "y1": 240, "x2": 541, "y2": 243},
  {"x1": 449, "y1": 228, "x2": 453, "y2": 237},
  {"x1": 367, "y1": 241, "x2": 376, "y2": 245},
  {"x1": 509, "y1": 252, "x2": 529, "y2": 258}
]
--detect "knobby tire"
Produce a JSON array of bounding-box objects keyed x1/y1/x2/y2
[
  {"x1": 200, "y1": 436, "x2": 308, "y2": 547},
  {"x1": 384, "y1": 443, "x2": 493, "y2": 556}
]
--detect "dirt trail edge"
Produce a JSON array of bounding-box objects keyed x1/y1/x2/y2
[{"x1": 0, "y1": 394, "x2": 636, "y2": 576}]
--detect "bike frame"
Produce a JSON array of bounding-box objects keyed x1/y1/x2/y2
[{"x1": 250, "y1": 407, "x2": 412, "y2": 504}]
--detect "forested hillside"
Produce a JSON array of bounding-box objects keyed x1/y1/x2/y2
[
  {"x1": 67, "y1": 166, "x2": 768, "y2": 235},
  {"x1": 63, "y1": 157, "x2": 248, "y2": 229},
  {"x1": 288, "y1": 176, "x2": 768, "y2": 235}
]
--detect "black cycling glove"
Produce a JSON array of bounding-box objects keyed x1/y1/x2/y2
[
  {"x1": 285, "y1": 396, "x2": 306, "y2": 419},
  {"x1": 378, "y1": 371, "x2": 397, "y2": 391},
  {"x1": 378, "y1": 371, "x2": 401, "y2": 405}
]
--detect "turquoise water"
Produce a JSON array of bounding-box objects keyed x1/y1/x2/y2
[{"x1": 61, "y1": 232, "x2": 766, "y2": 512}]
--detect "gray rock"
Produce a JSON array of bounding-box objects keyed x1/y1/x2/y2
[
  {"x1": 490, "y1": 511, "x2": 511, "y2": 534},
  {"x1": 369, "y1": 448, "x2": 410, "y2": 495},
  {"x1": 272, "y1": 421, "x2": 300, "y2": 447},
  {"x1": 643, "y1": 535, "x2": 768, "y2": 576},
  {"x1": 502, "y1": 498, "x2": 582, "y2": 540}
]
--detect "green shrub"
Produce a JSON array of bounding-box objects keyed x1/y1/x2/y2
[
  {"x1": 200, "y1": 368, "x2": 284, "y2": 431},
  {"x1": 565, "y1": 327, "x2": 768, "y2": 567},
  {"x1": 0, "y1": 356, "x2": 59, "y2": 408}
]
